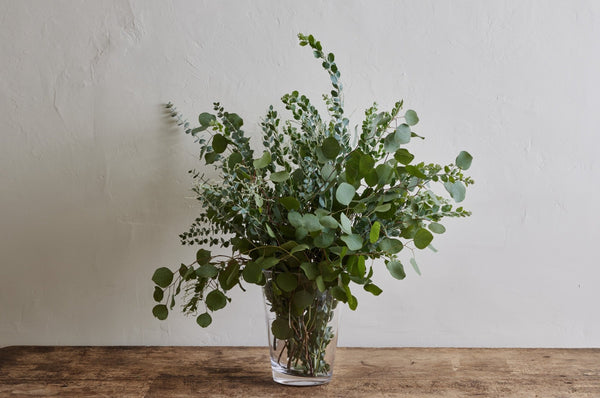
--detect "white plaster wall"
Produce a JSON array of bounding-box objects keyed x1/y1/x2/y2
[{"x1": 1, "y1": 0, "x2": 599, "y2": 347}]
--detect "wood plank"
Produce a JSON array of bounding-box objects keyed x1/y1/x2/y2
[{"x1": 0, "y1": 346, "x2": 599, "y2": 397}]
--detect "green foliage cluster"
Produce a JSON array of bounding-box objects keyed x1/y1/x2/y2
[{"x1": 152, "y1": 33, "x2": 474, "y2": 331}]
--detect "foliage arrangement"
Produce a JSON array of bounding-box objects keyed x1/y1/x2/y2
[{"x1": 152, "y1": 33, "x2": 473, "y2": 376}]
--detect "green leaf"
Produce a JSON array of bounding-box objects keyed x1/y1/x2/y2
[
  {"x1": 218, "y1": 261, "x2": 240, "y2": 291},
  {"x1": 204, "y1": 151, "x2": 217, "y2": 164},
  {"x1": 375, "y1": 204, "x2": 391, "y2": 213},
  {"x1": 359, "y1": 154, "x2": 375, "y2": 176},
  {"x1": 379, "y1": 238, "x2": 403, "y2": 254},
  {"x1": 279, "y1": 196, "x2": 300, "y2": 211},
  {"x1": 270, "y1": 171, "x2": 290, "y2": 183},
  {"x1": 300, "y1": 262, "x2": 319, "y2": 280},
  {"x1": 364, "y1": 283, "x2": 383, "y2": 296},
  {"x1": 259, "y1": 256, "x2": 280, "y2": 269},
  {"x1": 265, "y1": 223, "x2": 276, "y2": 238},
  {"x1": 205, "y1": 290, "x2": 227, "y2": 311},
  {"x1": 291, "y1": 244, "x2": 310, "y2": 254},
  {"x1": 395, "y1": 124, "x2": 412, "y2": 144},
  {"x1": 198, "y1": 112, "x2": 216, "y2": 126},
  {"x1": 348, "y1": 294, "x2": 358, "y2": 310},
  {"x1": 295, "y1": 227, "x2": 308, "y2": 240},
  {"x1": 212, "y1": 134, "x2": 228, "y2": 153},
  {"x1": 428, "y1": 222, "x2": 446, "y2": 234},
  {"x1": 405, "y1": 110, "x2": 419, "y2": 126},
  {"x1": 316, "y1": 275, "x2": 326, "y2": 292},
  {"x1": 228, "y1": 152, "x2": 243, "y2": 169},
  {"x1": 414, "y1": 228, "x2": 434, "y2": 249},
  {"x1": 376, "y1": 164, "x2": 393, "y2": 185},
  {"x1": 276, "y1": 272, "x2": 298, "y2": 292},
  {"x1": 336, "y1": 182, "x2": 356, "y2": 205},
  {"x1": 405, "y1": 165, "x2": 427, "y2": 179},
  {"x1": 394, "y1": 148, "x2": 415, "y2": 165},
  {"x1": 322, "y1": 136, "x2": 341, "y2": 159},
  {"x1": 303, "y1": 214, "x2": 322, "y2": 232},
  {"x1": 242, "y1": 262, "x2": 262, "y2": 284},
  {"x1": 287, "y1": 211, "x2": 304, "y2": 228},
  {"x1": 196, "y1": 312, "x2": 212, "y2": 328},
  {"x1": 444, "y1": 181, "x2": 466, "y2": 202},
  {"x1": 196, "y1": 249, "x2": 211, "y2": 265},
  {"x1": 365, "y1": 169, "x2": 378, "y2": 186},
  {"x1": 152, "y1": 267, "x2": 173, "y2": 288},
  {"x1": 340, "y1": 212, "x2": 353, "y2": 234},
  {"x1": 456, "y1": 151, "x2": 473, "y2": 170},
  {"x1": 383, "y1": 132, "x2": 401, "y2": 153},
  {"x1": 272, "y1": 318, "x2": 292, "y2": 339},
  {"x1": 386, "y1": 260, "x2": 406, "y2": 280},
  {"x1": 153, "y1": 286, "x2": 164, "y2": 302},
  {"x1": 341, "y1": 234, "x2": 363, "y2": 251},
  {"x1": 314, "y1": 231, "x2": 334, "y2": 248},
  {"x1": 331, "y1": 286, "x2": 347, "y2": 302},
  {"x1": 321, "y1": 163, "x2": 337, "y2": 182},
  {"x1": 369, "y1": 222, "x2": 381, "y2": 243},
  {"x1": 319, "y1": 215, "x2": 339, "y2": 229},
  {"x1": 196, "y1": 264, "x2": 218, "y2": 278},
  {"x1": 293, "y1": 290, "x2": 314, "y2": 310},
  {"x1": 152, "y1": 304, "x2": 168, "y2": 320},
  {"x1": 253, "y1": 151, "x2": 271, "y2": 169},
  {"x1": 410, "y1": 257, "x2": 421, "y2": 276},
  {"x1": 224, "y1": 112, "x2": 243, "y2": 129}
]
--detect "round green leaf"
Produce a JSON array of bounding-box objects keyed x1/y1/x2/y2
[
  {"x1": 242, "y1": 262, "x2": 262, "y2": 284},
  {"x1": 376, "y1": 164, "x2": 393, "y2": 185},
  {"x1": 322, "y1": 136, "x2": 341, "y2": 159},
  {"x1": 395, "y1": 124, "x2": 412, "y2": 144},
  {"x1": 314, "y1": 231, "x2": 334, "y2": 248},
  {"x1": 319, "y1": 215, "x2": 339, "y2": 229},
  {"x1": 152, "y1": 267, "x2": 173, "y2": 288},
  {"x1": 300, "y1": 262, "x2": 319, "y2": 280},
  {"x1": 321, "y1": 163, "x2": 337, "y2": 182},
  {"x1": 152, "y1": 304, "x2": 168, "y2": 320},
  {"x1": 456, "y1": 151, "x2": 473, "y2": 170},
  {"x1": 359, "y1": 154, "x2": 375, "y2": 176},
  {"x1": 272, "y1": 318, "x2": 292, "y2": 339},
  {"x1": 223, "y1": 112, "x2": 243, "y2": 129},
  {"x1": 279, "y1": 196, "x2": 300, "y2": 211},
  {"x1": 287, "y1": 211, "x2": 303, "y2": 228},
  {"x1": 212, "y1": 134, "x2": 228, "y2": 154},
  {"x1": 276, "y1": 272, "x2": 298, "y2": 292},
  {"x1": 205, "y1": 290, "x2": 227, "y2": 311},
  {"x1": 196, "y1": 264, "x2": 218, "y2": 278},
  {"x1": 414, "y1": 228, "x2": 434, "y2": 249},
  {"x1": 293, "y1": 290, "x2": 314, "y2": 310},
  {"x1": 386, "y1": 260, "x2": 406, "y2": 280},
  {"x1": 394, "y1": 148, "x2": 415, "y2": 165},
  {"x1": 196, "y1": 249, "x2": 211, "y2": 265},
  {"x1": 369, "y1": 222, "x2": 381, "y2": 243},
  {"x1": 198, "y1": 112, "x2": 216, "y2": 126},
  {"x1": 303, "y1": 214, "x2": 322, "y2": 232},
  {"x1": 405, "y1": 110, "x2": 419, "y2": 126},
  {"x1": 379, "y1": 238, "x2": 403, "y2": 254},
  {"x1": 253, "y1": 151, "x2": 271, "y2": 169},
  {"x1": 270, "y1": 171, "x2": 290, "y2": 183},
  {"x1": 227, "y1": 152, "x2": 242, "y2": 169},
  {"x1": 196, "y1": 312, "x2": 212, "y2": 328},
  {"x1": 428, "y1": 222, "x2": 446, "y2": 234},
  {"x1": 336, "y1": 182, "x2": 356, "y2": 205},
  {"x1": 153, "y1": 286, "x2": 164, "y2": 302},
  {"x1": 444, "y1": 181, "x2": 466, "y2": 203},
  {"x1": 341, "y1": 234, "x2": 363, "y2": 251}
]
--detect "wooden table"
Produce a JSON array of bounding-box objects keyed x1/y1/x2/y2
[{"x1": 1, "y1": 346, "x2": 599, "y2": 397}]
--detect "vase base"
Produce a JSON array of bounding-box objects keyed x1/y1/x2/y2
[{"x1": 271, "y1": 369, "x2": 332, "y2": 386}]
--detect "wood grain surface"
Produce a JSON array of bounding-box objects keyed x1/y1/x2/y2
[{"x1": 1, "y1": 346, "x2": 599, "y2": 397}]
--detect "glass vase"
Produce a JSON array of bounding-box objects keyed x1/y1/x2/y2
[{"x1": 262, "y1": 270, "x2": 340, "y2": 386}]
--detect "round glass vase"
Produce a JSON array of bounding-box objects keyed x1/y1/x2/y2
[{"x1": 262, "y1": 270, "x2": 340, "y2": 386}]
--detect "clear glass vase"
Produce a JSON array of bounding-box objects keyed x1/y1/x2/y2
[{"x1": 262, "y1": 271, "x2": 340, "y2": 386}]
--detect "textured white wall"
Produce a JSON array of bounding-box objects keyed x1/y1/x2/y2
[{"x1": 1, "y1": 0, "x2": 599, "y2": 348}]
